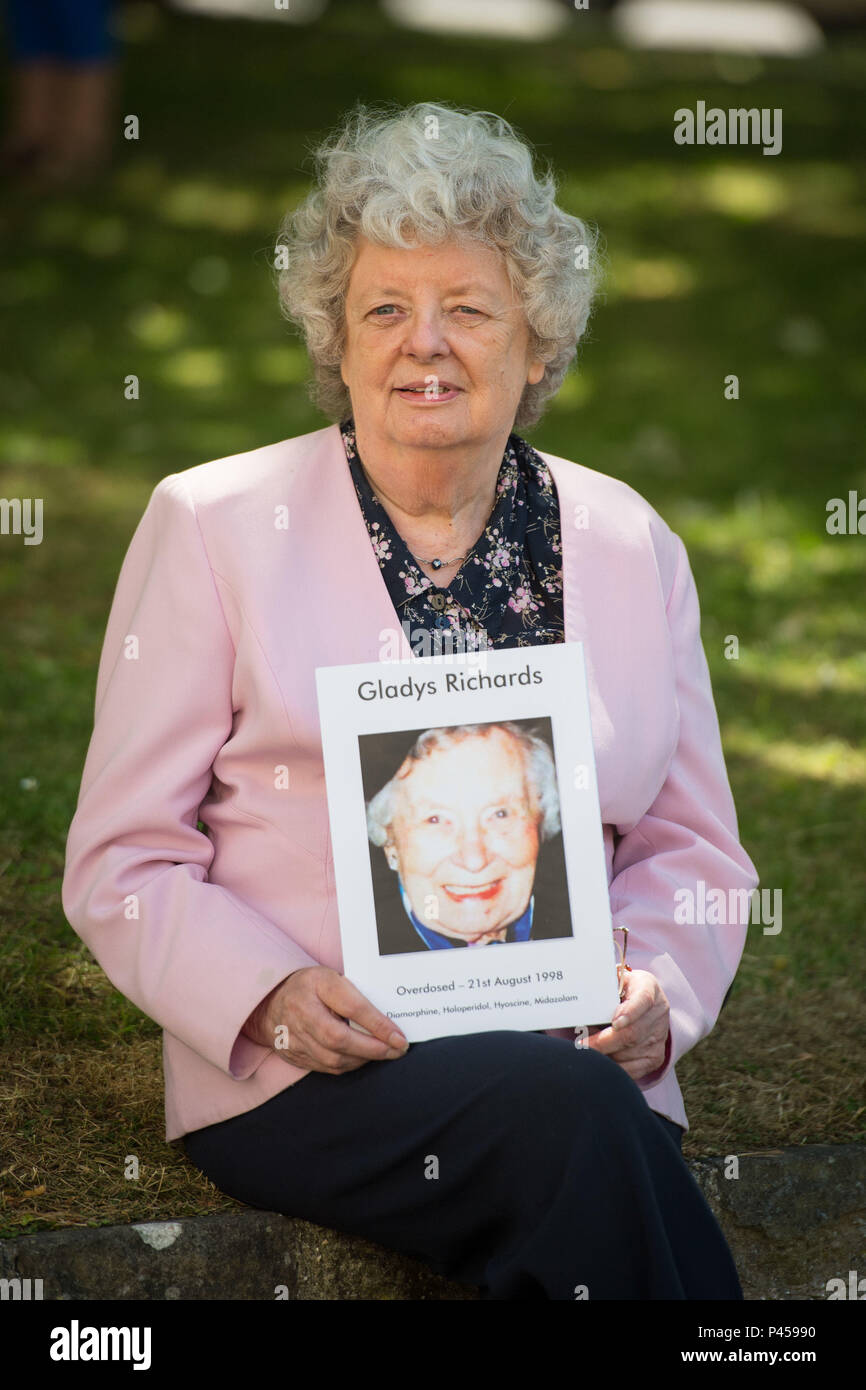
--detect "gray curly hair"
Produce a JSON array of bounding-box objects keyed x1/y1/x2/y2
[
  {"x1": 366, "y1": 722, "x2": 561, "y2": 848},
  {"x1": 274, "y1": 100, "x2": 604, "y2": 431}
]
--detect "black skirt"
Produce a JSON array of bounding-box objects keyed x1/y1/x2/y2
[{"x1": 182, "y1": 1029, "x2": 742, "y2": 1300}]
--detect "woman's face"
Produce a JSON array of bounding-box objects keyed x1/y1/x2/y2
[
  {"x1": 340, "y1": 234, "x2": 545, "y2": 455},
  {"x1": 385, "y1": 728, "x2": 541, "y2": 943}
]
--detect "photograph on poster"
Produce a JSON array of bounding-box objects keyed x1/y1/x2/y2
[
  {"x1": 360, "y1": 718, "x2": 572, "y2": 956},
  {"x1": 316, "y1": 642, "x2": 621, "y2": 1040}
]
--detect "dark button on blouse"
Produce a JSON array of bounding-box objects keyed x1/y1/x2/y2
[{"x1": 340, "y1": 416, "x2": 565, "y2": 651}]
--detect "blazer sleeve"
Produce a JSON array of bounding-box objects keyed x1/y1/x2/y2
[
  {"x1": 607, "y1": 528, "x2": 759, "y2": 1091},
  {"x1": 61, "y1": 473, "x2": 321, "y2": 1081}
]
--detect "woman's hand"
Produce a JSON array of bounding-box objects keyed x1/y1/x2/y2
[
  {"x1": 244, "y1": 966, "x2": 410, "y2": 1075},
  {"x1": 584, "y1": 969, "x2": 670, "y2": 1082}
]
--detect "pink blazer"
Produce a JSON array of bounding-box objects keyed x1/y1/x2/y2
[{"x1": 62, "y1": 422, "x2": 759, "y2": 1143}]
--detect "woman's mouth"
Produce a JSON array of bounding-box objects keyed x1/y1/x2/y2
[
  {"x1": 442, "y1": 879, "x2": 503, "y2": 902},
  {"x1": 395, "y1": 385, "x2": 461, "y2": 404}
]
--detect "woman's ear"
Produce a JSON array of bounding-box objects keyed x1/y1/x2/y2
[{"x1": 385, "y1": 843, "x2": 399, "y2": 871}]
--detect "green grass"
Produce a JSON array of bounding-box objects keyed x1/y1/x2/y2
[{"x1": 1, "y1": 1, "x2": 864, "y2": 1237}]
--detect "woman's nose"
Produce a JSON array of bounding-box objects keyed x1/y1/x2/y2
[
  {"x1": 400, "y1": 308, "x2": 451, "y2": 358},
  {"x1": 453, "y1": 824, "x2": 490, "y2": 873}
]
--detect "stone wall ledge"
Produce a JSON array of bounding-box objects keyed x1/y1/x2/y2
[{"x1": 1, "y1": 1145, "x2": 864, "y2": 1300}]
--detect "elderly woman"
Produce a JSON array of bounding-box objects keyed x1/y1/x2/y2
[
  {"x1": 62, "y1": 100, "x2": 759, "y2": 1300},
  {"x1": 365, "y1": 721, "x2": 571, "y2": 952}
]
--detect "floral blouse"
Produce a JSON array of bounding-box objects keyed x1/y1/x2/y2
[{"x1": 340, "y1": 416, "x2": 565, "y2": 652}]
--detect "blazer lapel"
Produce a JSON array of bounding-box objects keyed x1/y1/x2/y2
[
  {"x1": 293, "y1": 423, "x2": 415, "y2": 670},
  {"x1": 542, "y1": 450, "x2": 680, "y2": 828}
]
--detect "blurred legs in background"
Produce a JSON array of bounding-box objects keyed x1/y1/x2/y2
[{"x1": 2, "y1": 0, "x2": 120, "y2": 186}]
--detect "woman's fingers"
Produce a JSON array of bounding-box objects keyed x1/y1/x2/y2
[
  {"x1": 317, "y1": 969, "x2": 409, "y2": 1053},
  {"x1": 588, "y1": 1026, "x2": 667, "y2": 1079},
  {"x1": 265, "y1": 967, "x2": 409, "y2": 1073},
  {"x1": 601, "y1": 999, "x2": 668, "y2": 1049},
  {"x1": 611, "y1": 968, "x2": 656, "y2": 1025},
  {"x1": 586, "y1": 968, "x2": 670, "y2": 1079}
]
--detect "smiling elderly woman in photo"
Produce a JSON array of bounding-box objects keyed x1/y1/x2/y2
[
  {"x1": 62, "y1": 99, "x2": 759, "y2": 1300},
  {"x1": 366, "y1": 721, "x2": 572, "y2": 953}
]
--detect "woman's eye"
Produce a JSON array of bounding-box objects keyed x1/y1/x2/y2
[{"x1": 370, "y1": 304, "x2": 480, "y2": 318}]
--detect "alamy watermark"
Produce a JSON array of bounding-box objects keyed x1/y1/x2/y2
[
  {"x1": 674, "y1": 882, "x2": 781, "y2": 935},
  {"x1": 49, "y1": 1321, "x2": 151, "y2": 1370},
  {"x1": 1, "y1": 1277, "x2": 44, "y2": 1300},
  {"x1": 0, "y1": 497, "x2": 43, "y2": 545},
  {"x1": 674, "y1": 102, "x2": 782, "y2": 157},
  {"x1": 379, "y1": 618, "x2": 492, "y2": 669}
]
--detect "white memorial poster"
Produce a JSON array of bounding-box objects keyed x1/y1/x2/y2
[{"x1": 315, "y1": 642, "x2": 620, "y2": 1041}]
